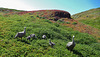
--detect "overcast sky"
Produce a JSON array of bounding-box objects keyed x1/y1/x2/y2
[{"x1": 0, "y1": 0, "x2": 100, "y2": 15}]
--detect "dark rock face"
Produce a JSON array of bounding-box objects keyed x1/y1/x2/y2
[
  {"x1": 46, "y1": 10, "x2": 71, "y2": 21},
  {"x1": 17, "y1": 10, "x2": 71, "y2": 19},
  {"x1": 54, "y1": 11, "x2": 71, "y2": 18},
  {"x1": 35, "y1": 10, "x2": 71, "y2": 19}
]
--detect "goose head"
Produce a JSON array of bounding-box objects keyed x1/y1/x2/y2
[
  {"x1": 73, "y1": 35, "x2": 75, "y2": 38},
  {"x1": 24, "y1": 27, "x2": 26, "y2": 29},
  {"x1": 49, "y1": 39, "x2": 51, "y2": 42}
]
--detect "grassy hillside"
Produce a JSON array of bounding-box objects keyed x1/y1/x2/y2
[
  {"x1": 0, "y1": 8, "x2": 23, "y2": 15},
  {"x1": 0, "y1": 8, "x2": 100, "y2": 57},
  {"x1": 72, "y1": 7, "x2": 100, "y2": 29},
  {"x1": 13, "y1": 9, "x2": 100, "y2": 39}
]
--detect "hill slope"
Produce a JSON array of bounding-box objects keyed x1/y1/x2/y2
[
  {"x1": 0, "y1": 8, "x2": 23, "y2": 14},
  {"x1": 4, "y1": 9, "x2": 100, "y2": 39},
  {"x1": 72, "y1": 7, "x2": 100, "y2": 29},
  {"x1": 0, "y1": 8, "x2": 100, "y2": 57}
]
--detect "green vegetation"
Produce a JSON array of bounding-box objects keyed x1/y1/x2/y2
[
  {"x1": 0, "y1": 8, "x2": 23, "y2": 14},
  {"x1": 57, "y1": 19, "x2": 65, "y2": 24},
  {"x1": 66, "y1": 21, "x2": 70, "y2": 24},
  {"x1": 72, "y1": 8, "x2": 100, "y2": 29},
  {"x1": 72, "y1": 22, "x2": 77, "y2": 25},
  {"x1": 79, "y1": 18, "x2": 100, "y2": 29},
  {"x1": 0, "y1": 8, "x2": 100, "y2": 57}
]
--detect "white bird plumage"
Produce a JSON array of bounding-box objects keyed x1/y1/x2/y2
[
  {"x1": 30, "y1": 34, "x2": 37, "y2": 38},
  {"x1": 26, "y1": 35, "x2": 31, "y2": 40},
  {"x1": 15, "y1": 27, "x2": 26, "y2": 40},
  {"x1": 66, "y1": 35, "x2": 76, "y2": 51},
  {"x1": 42, "y1": 35, "x2": 46, "y2": 39},
  {"x1": 49, "y1": 39, "x2": 55, "y2": 48}
]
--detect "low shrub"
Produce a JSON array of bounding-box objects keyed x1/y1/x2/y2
[
  {"x1": 72, "y1": 22, "x2": 77, "y2": 25},
  {"x1": 66, "y1": 21, "x2": 70, "y2": 24},
  {"x1": 57, "y1": 19, "x2": 65, "y2": 24}
]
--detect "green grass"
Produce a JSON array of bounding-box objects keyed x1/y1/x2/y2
[
  {"x1": 66, "y1": 21, "x2": 70, "y2": 24},
  {"x1": 0, "y1": 11, "x2": 99, "y2": 57},
  {"x1": 79, "y1": 18, "x2": 100, "y2": 29},
  {"x1": 0, "y1": 7, "x2": 23, "y2": 13},
  {"x1": 72, "y1": 22, "x2": 77, "y2": 25},
  {"x1": 72, "y1": 8, "x2": 100, "y2": 29}
]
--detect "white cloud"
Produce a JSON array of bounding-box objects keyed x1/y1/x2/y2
[{"x1": 0, "y1": 0, "x2": 35, "y2": 11}]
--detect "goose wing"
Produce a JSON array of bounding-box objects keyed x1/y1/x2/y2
[{"x1": 67, "y1": 42, "x2": 72, "y2": 47}]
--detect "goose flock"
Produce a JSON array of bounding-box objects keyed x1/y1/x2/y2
[{"x1": 15, "y1": 27, "x2": 76, "y2": 51}]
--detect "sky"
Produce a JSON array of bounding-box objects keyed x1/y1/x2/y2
[{"x1": 0, "y1": 0, "x2": 100, "y2": 15}]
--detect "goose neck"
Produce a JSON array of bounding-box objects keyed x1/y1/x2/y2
[
  {"x1": 72, "y1": 37, "x2": 75, "y2": 43},
  {"x1": 24, "y1": 28, "x2": 26, "y2": 32}
]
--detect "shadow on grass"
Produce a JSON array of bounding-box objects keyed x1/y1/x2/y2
[
  {"x1": 73, "y1": 50, "x2": 83, "y2": 57},
  {"x1": 21, "y1": 40, "x2": 30, "y2": 44},
  {"x1": 17, "y1": 39, "x2": 30, "y2": 44}
]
